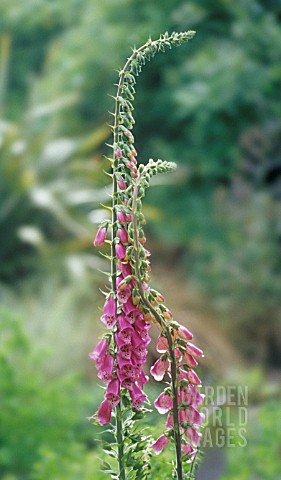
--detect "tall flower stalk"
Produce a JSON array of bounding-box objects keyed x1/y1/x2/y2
[{"x1": 90, "y1": 31, "x2": 205, "y2": 480}]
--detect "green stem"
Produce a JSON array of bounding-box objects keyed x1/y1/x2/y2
[
  {"x1": 131, "y1": 178, "x2": 183, "y2": 480},
  {"x1": 111, "y1": 42, "x2": 149, "y2": 480},
  {"x1": 116, "y1": 403, "x2": 126, "y2": 480}
]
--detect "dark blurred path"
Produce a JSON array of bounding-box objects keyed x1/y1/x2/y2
[{"x1": 197, "y1": 448, "x2": 226, "y2": 480}]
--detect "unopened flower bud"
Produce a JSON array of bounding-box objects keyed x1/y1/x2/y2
[
  {"x1": 118, "y1": 177, "x2": 126, "y2": 190},
  {"x1": 93, "y1": 226, "x2": 107, "y2": 247}
]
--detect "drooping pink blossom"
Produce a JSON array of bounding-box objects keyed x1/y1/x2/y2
[
  {"x1": 93, "y1": 226, "x2": 107, "y2": 247},
  {"x1": 156, "y1": 336, "x2": 169, "y2": 353},
  {"x1": 117, "y1": 284, "x2": 131, "y2": 304},
  {"x1": 154, "y1": 392, "x2": 173, "y2": 414},
  {"x1": 178, "y1": 325, "x2": 193, "y2": 340},
  {"x1": 150, "y1": 357, "x2": 169, "y2": 381},
  {"x1": 129, "y1": 383, "x2": 147, "y2": 410},
  {"x1": 97, "y1": 354, "x2": 114, "y2": 384},
  {"x1": 185, "y1": 426, "x2": 202, "y2": 447},
  {"x1": 117, "y1": 227, "x2": 129, "y2": 244},
  {"x1": 187, "y1": 368, "x2": 201, "y2": 385},
  {"x1": 181, "y1": 442, "x2": 196, "y2": 461},
  {"x1": 105, "y1": 379, "x2": 120, "y2": 406},
  {"x1": 152, "y1": 434, "x2": 169, "y2": 455},
  {"x1": 183, "y1": 351, "x2": 198, "y2": 368},
  {"x1": 185, "y1": 342, "x2": 203, "y2": 358},
  {"x1": 89, "y1": 338, "x2": 108, "y2": 368},
  {"x1": 117, "y1": 261, "x2": 132, "y2": 278},
  {"x1": 137, "y1": 369, "x2": 149, "y2": 388},
  {"x1": 117, "y1": 211, "x2": 127, "y2": 223},
  {"x1": 98, "y1": 399, "x2": 112, "y2": 425},
  {"x1": 100, "y1": 295, "x2": 117, "y2": 328},
  {"x1": 116, "y1": 243, "x2": 127, "y2": 260}
]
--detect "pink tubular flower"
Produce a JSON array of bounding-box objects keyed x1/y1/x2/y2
[
  {"x1": 117, "y1": 227, "x2": 129, "y2": 244},
  {"x1": 116, "y1": 243, "x2": 127, "y2": 260},
  {"x1": 129, "y1": 383, "x2": 146, "y2": 410},
  {"x1": 183, "y1": 352, "x2": 198, "y2": 368},
  {"x1": 93, "y1": 226, "x2": 107, "y2": 247},
  {"x1": 117, "y1": 261, "x2": 132, "y2": 278},
  {"x1": 154, "y1": 392, "x2": 173, "y2": 414},
  {"x1": 137, "y1": 369, "x2": 149, "y2": 388},
  {"x1": 179, "y1": 384, "x2": 205, "y2": 407},
  {"x1": 150, "y1": 357, "x2": 169, "y2": 381},
  {"x1": 156, "y1": 336, "x2": 169, "y2": 353},
  {"x1": 118, "y1": 177, "x2": 126, "y2": 190},
  {"x1": 152, "y1": 434, "x2": 169, "y2": 455},
  {"x1": 182, "y1": 442, "x2": 196, "y2": 461},
  {"x1": 185, "y1": 342, "x2": 203, "y2": 358},
  {"x1": 89, "y1": 338, "x2": 108, "y2": 368},
  {"x1": 185, "y1": 426, "x2": 202, "y2": 447},
  {"x1": 106, "y1": 379, "x2": 120, "y2": 406},
  {"x1": 98, "y1": 399, "x2": 112, "y2": 425},
  {"x1": 117, "y1": 285, "x2": 131, "y2": 304},
  {"x1": 117, "y1": 211, "x2": 127, "y2": 223},
  {"x1": 97, "y1": 354, "x2": 114, "y2": 384},
  {"x1": 100, "y1": 295, "x2": 117, "y2": 328},
  {"x1": 178, "y1": 325, "x2": 193, "y2": 340},
  {"x1": 187, "y1": 368, "x2": 201, "y2": 385}
]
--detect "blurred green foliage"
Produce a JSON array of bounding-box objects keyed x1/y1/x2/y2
[
  {"x1": 221, "y1": 400, "x2": 281, "y2": 480},
  {"x1": 0, "y1": 0, "x2": 280, "y2": 362},
  {"x1": 0, "y1": 307, "x2": 101, "y2": 478}
]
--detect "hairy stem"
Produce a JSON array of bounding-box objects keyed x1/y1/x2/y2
[
  {"x1": 116, "y1": 403, "x2": 126, "y2": 480},
  {"x1": 131, "y1": 178, "x2": 183, "y2": 480},
  {"x1": 111, "y1": 41, "x2": 151, "y2": 480}
]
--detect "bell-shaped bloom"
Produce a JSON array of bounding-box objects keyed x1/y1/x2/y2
[
  {"x1": 156, "y1": 336, "x2": 169, "y2": 353},
  {"x1": 137, "y1": 369, "x2": 149, "y2": 388},
  {"x1": 117, "y1": 227, "x2": 128, "y2": 244},
  {"x1": 132, "y1": 344, "x2": 147, "y2": 361},
  {"x1": 89, "y1": 338, "x2": 108, "y2": 369},
  {"x1": 117, "y1": 315, "x2": 134, "y2": 344},
  {"x1": 129, "y1": 383, "x2": 146, "y2": 410},
  {"x1": 185, "y1": 426, "x2": 202, "y2": 447},
  {"x1": 117, "y1": 284, "x2": 131, "y2": 304},
  {"x1": 185, "y1": 342, "x2": 203, "y2": 358},
  {"x1": 118, "y1": 344, "x2": 132, "y2": 360},
  {"x1": 166, "y1": 412, "x2": 174, "y2": 430},
  {"x1": 117, "y1": 211, "x2": 127, "y2": 223},
  {"x1": 179, "y1": 406, "x2": 204, "y2": 426},
  {"x1": 178, "y1": 325, "x2": 193, "y2": 340},
  {"x1": 150, "y1": 357, "x2": 169, "y2": 381},
  {"x1": 98, "y1": 398, "x2": 112, "y2": 425},
  {"x1": 187, "y1": 368, "x2": 201, "y2": 385},
  {"x1": 100, "y1": 295, "x2": 117, "y2": 329},
  {"x1": 183, "y1": 352, "x2": 198, "y2": 368},
  {"x1": 93, "y1": 226, "x2": 107, "y2": 247},
  {"x1": 154, "y1": 392, "x2": 173, "y2": 414},
  {"x1": 152, "y1": 434, "x2": 169, "y2": 455},
  {"x1": 182, "y1": 442, "x2": 196, "y2": 461},
  {"x1": 117, "y1": 261, "x2": 132, "y2": 278},
  {"x1": 97, "y1": 354, "x2": 114, "y2": 384},
  {"x1": 122, "y1": 298, "x2": 139, "y2": 324},
  {"x1": 180, "y1": 384, "x2": 205, "y2": 407},
  {"x1": 105, "y1": 379, "x2": 120, "y2": 406},
  {"x1": 116, "y1": 243, "x2": 126, "y2": 260},
  {"x1": 118, "y1": 358, "x2": 136, "y2": 379},
  {"x1": 121, "y1": 377, "x2": 134, "y2": 390}
]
